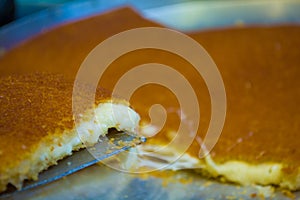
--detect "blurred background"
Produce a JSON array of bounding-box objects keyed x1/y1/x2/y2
[
  {"x1": 2, "y1": 0, "x2": 198, "y2": 26},
  {"x1": 2, "y1": 0, "x2": 74, "y2": 26},
  {"x1": 1, "y1": 0, "x2": 299, "y2": 49},
  {"x1": 1, "y1": 0, "x2": 91, "y2": 26}
]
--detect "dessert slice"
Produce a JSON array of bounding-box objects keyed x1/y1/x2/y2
[{"x1": 0, "y1": 72, "x2": 140, "y2": 192}]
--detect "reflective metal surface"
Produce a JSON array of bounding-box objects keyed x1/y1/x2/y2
[
  {"x1": 4, "y1": 165, "x2": 298, "y2": 200},
  {"x1": 143, "y1": 0, "x2": 300, "y2": 31},
  {"x1": 1, "y1": 0, "x2": 300, "y2": 50},
  {"x1": 0, "y1": 131, "x2": 145, "y2": 199},
  {"x1": 0, "y1": 1, "x2": 299, "y2": 199}
]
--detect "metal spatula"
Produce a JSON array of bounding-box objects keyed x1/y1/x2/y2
[{"x1": 0, "y1": 130, "x2": 146, "y2": 198}]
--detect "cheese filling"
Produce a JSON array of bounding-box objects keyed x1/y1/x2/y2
[
  {"x1": 2, "y1": 102, "x2": 140, "y2": 191},
  {"x1": 133, "y1": 137, "x2": 299, "y2": 191}
]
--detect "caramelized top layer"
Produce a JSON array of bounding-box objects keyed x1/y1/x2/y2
[
  {"x1": 188, "y1": 27, "x2": 300, "y2": 170},
  {"x1": 0, "y1": 7, "x2": 299, "y2": 174},
  {"x1": 98, "y1": 25, "x2": 300, "y2": 172},
  {"x1": 0, "y1": 73, "x2": 112, "y2": 172}
]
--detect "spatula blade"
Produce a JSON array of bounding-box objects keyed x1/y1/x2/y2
[{"x1": 0, "y1": 130, "x2": 145, "y2": 198}]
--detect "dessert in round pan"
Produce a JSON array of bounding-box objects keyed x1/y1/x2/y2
[{"x1": 0, "y1": 5, "x2": 299, "y2": 196}]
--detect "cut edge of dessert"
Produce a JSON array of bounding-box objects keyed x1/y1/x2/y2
[
  {"x1": 0, "y1": 98, "x2": 140, "y2": 193},
  {"x1": 134, "y1": 141, "x2": 300, "y2": 191},
  {"x1": 203, "y1": 155, "x2": 300, "y2": 191}
]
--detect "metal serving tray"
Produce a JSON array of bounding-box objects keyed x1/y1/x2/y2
[{"x1": 0, "y1": 0, "x2": 299, "y2": 199}]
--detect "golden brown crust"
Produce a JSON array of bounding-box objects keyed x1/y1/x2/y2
[
  {"x1": 188, "y1": 26, "x2": 300, "y2": 169},
  {"x1": 0, "y1": 72, "x2": 113, "y2": 174},
  {"x1": 0, "y1": 8, "x2": 148, "y2": 192},
  {"x1": 98, "y1": 25, "x2": 300, "y2": 174},
  {"x1": 0, "y1": 72, "x2": 134, "y2": 192},
  {"x1": 0, "y1": 7, "x2": 299, "y2": 190}
]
